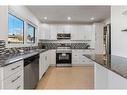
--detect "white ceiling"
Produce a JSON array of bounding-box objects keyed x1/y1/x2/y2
[{"x1": 26, "y1": 6, "x2": 111, "y2": 24}]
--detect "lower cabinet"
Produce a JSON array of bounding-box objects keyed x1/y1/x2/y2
[
  {"x1": 49, "y1": 50, "x2": 56, "y2": 66},
  {"x1": 0, "y1": 60, "x2": 24, "y2": 90},
  {"x1": 39, "y1": 50, "x2": 50, "y2": 80},
  {"x1": 3, "y1": 71, "x2": 23, "y2": 89},
  {"x1": 72, "y1": 50, "x2": 94, "y2": 65}
]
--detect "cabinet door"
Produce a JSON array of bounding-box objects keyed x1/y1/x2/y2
[
  {"x1": 72, "y1": 50, "x2": 80, "y2": 64},
  {"x1": 39, "y1": 53, "x2": 45, "y2": 79},
  {"x1": 49, "y1": 50, "x2": 56, "y2": 65},
  {"x1": 79, "y1": 25, "x2": 86, "y2": 40},
  {"x1": 63, "y1": 25, "x2": 71, "y2": 34},
  {"x1": 71, "y1": 25, "x2": 78, "y2": 40},
  {"x1": 39, "y1": 24, "x2": 50, "y2": 40},
  {"x1": 84, "y1": 25, "x2": 93, "y2": 40},
  {"x1": 71, "y1": 25, "x2": 85, "y2": 40},
  {"x1": 50, "y1": 25, "x2": 57, "y2": 40},
  {"x1": 57, "y1": 25, "x2": 64, "y2": 33},
  {"x1": 45, "y1": 51, "x2": 50, "y2": 71}
]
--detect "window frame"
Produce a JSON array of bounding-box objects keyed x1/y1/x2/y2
[
  {"x1": 26, "y1": 23, "x2": 36, "y2": 43},
  {"x1": 8, "y1": 13, "x2": 25, "y2": 44}
]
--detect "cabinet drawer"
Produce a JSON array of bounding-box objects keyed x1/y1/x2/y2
[
  {"x1": 3, "y1": 60, "x2": 23, "y2": 79},
  {"x1": 3, "y1": 71, "x2": 23, "y2": 89}
]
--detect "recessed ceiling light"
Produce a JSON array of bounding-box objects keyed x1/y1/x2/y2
[
  {"x1": 90, "y1": 17, "x2": 94, "y2": 20},
  {"x1": 44, "y1": 17, "x2": 47, "y2": 20},
  {"x1": 67, "y1": 17, "x2": 71, "y2": 20}
]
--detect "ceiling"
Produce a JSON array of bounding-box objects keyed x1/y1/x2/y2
[{"x1": 26, "y1": 6, "x2": 111, "y2": 24}]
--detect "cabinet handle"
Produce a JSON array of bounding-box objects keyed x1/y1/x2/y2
[
  {"x1": 11, "y1": 65, "x2": 21, "y2": 70},
  {"x1": 11, "y1": 75, "x2": 21, "y2": 83},
  {"x1": 16, "y1": 85, "x2": 21, "y2": 89}
]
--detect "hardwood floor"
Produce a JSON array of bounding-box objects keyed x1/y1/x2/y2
[{"x1": 36, "y1": 66, "x2": 94, "y2": 89}]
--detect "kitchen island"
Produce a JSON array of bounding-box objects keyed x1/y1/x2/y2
[{"x1": 85, "y1": 54, "x2": 127, "y2": 89}]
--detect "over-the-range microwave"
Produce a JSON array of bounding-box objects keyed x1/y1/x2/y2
[{"x1": 57, "y1": 33, "x2": 71, "y2": 39}]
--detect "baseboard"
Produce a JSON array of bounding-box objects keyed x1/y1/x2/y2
[
  {"x1": 72, "y1": 64, "x2": 94, "y2": 67},
  {"x1": 49, "y1": 64, "x2": 94, "y2": 67}
]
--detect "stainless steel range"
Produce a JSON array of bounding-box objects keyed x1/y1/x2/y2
[{"x1": 56, "y1": 46, "x2": 72, "y2": 67}]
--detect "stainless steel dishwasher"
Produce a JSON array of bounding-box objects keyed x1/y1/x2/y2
[{"x1": 24, "y1": 54, "x2": 39, "y2": 89}]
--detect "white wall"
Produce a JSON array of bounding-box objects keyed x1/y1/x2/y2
[
  {"x1": 111, "y1": 6, "x2": 127, "y2": 57},
  {"x1": 0, "y1": 6, "x2": 40, "y2": 48},
  {"x1": 0, "y1": 6, "x2": 8, "y2": 41}
]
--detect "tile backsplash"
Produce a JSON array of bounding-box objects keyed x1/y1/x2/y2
[
  {"x1": 38, "y1": 40, "x2": 90, "y2": 49},
  {"x1": 0, "y1": 40, "x2": 39, "y2": 56},
  {"x1": 0, "y1": 40, "x2": 6, "y2": 55}
]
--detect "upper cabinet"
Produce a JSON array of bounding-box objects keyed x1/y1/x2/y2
[
  {"x1": 39, "y1": 24, "x2": 57, "y2": 40},
  {"x1": 49, "y1": 25, "x2": 57, "y2": 40},
  {"x1": 63, "y1": 25, "x2": 71, "y2": 34},
  {"x1": 57, "y1": 25, "x2": 64, "y2": 33},
  {"x1": 39, "y1": 24, "x2": 94, "y2": 41},
  {"x1": 71, "y1": 25, "x2": 93, "y2": 40},
  {"x1": 57, "y1": 24, "x2": 71, "y2": 34},
  {"x1": 39, "y1": 24, "x2": 50, "y2": 40}
]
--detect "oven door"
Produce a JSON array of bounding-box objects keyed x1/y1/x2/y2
[{"x1": 56, "y1": 53, "x2": 72, "y2": 64}]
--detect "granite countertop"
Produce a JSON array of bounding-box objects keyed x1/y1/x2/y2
[
  {"x1": 84, "y1": 54, "x2": 127, "y2": 79},
  {"x1": 0, "y1": 49, "x2": 47, "y2": 67}
]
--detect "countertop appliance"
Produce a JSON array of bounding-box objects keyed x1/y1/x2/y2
[
  {"x1": 24, "y1": 54, "x2": 39, "y2": 89},
  {"x1": 56, "y1": 46, "x2": 72, "y2": 67},
  {"x1": 57, "y1": 33, "x2": 71, "y2": 39}
]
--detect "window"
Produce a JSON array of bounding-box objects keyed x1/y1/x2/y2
[
  {"x1": 8, "y1": 13, "x2": 24, "y2": 44},
  {"x1": 27, "y1": 24, "x2": 35, "y2": 43}
]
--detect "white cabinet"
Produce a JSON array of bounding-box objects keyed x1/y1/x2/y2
[
  {"x1": 94, "y1": 63, "x2": 108, "y2": 89},
  {"x1": 71, "y1": 25, "x2": 93, "y2": 40},
  {"x1": 45, "y1": 51, "x2": 50, "y2": 71},
  {"x1": 72, "y1": 50, "x2": 94, "y2": 65},
  {"x1": 63, "y1": 25, "x2": 71, "y2": 34},
  {"x1": 39, "y1": 52, "x2": 45, "y2": 79},
  {"x1": 39, "y1": 24, "x2": 50, "y2": 40},
  {"x1": 49, "y1": 25, "x2": 57, "y2": 40},
  {"x1": 49, "y1": 50, "x2": 56, "y2": 65},
  {"x1": 57, "y1": 24, "x2": 71, "y2": 34},
  {"x1": 39, "y1": 50, "x2": 50, "y2": 79},
  {"x1": 57, "y1": 25, "x2": 64, "y2": 33},
  {"x1": 78, "y1": 25, "x2": 86, "y2": 40},
  {"x1": 3, "y1": 71, "x2": 23, "y2": 89},
  {"x1": 71, "y1": 25, "x2": 78, "y2": 40},
  {"x1": 39, "y1": 24, "x2": 57, "y2": 40},
  {"x1": 85, "y1": 25, "x2": 93, "y2": 40},
  {"x1": 39, "y1": 24, "x2": 94, "y2": 41},
  {"x1": 0, "y1": 60, "x2": 24, "y2": 90}
]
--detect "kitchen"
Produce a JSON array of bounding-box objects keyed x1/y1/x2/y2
[{"x1": 0, "y1": 5, "x2": 127, "y2": 90}]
